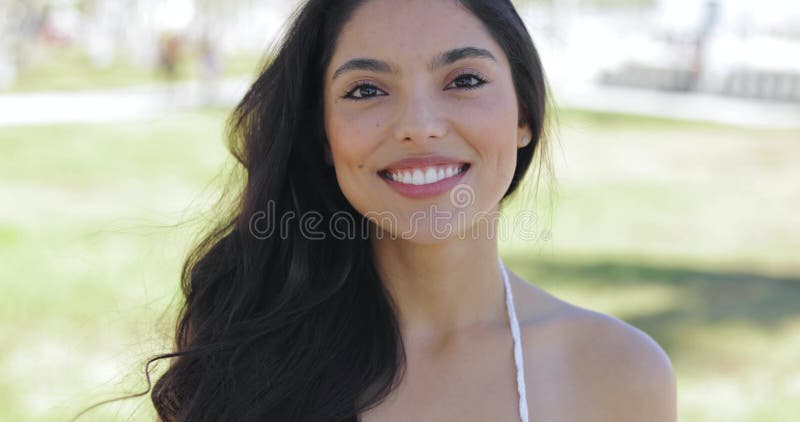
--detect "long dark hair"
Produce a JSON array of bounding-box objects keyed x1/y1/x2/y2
[{"x1": 85, "y1": 1, "x2": 551, "y2": 420}]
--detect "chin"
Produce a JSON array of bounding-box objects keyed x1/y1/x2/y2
[{"x1": 367, "y1": 207, "x2": 498, "y2": 244}]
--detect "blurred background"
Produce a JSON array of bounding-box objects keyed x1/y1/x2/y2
[{"x1": 0, "y1": 0, "x2": 798, "y2": 421}]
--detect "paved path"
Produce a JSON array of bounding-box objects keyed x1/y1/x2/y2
[
  {"x1": 551, "y1": 81, "x2": 800, "y2": 130},
  {"x1": 0, "y1": 78, "x2": 251, "y2": 126},
  {"x1": 0, "y1": 78, "x2": 798, "y2": 129}
]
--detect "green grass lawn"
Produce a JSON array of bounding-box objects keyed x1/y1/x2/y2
[{"x1": 1, "y1": 109, "x2": 798, "y2": 421}]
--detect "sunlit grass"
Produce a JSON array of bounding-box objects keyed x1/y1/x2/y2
[
  {"x1": 504, "y1": 108, "x2": 800, "y2": 274},
  {"x1": 0, "y1": 109, "x2": 232, "y2": 421},
  {"x1": 1, "y1": 108, "x2": 798, "y2": 421}
]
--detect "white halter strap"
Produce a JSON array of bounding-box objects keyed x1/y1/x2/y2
[{"x1": 499, "y1": 257, "x2": 530, "y2": 422}]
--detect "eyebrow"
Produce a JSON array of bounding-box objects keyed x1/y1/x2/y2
[{"x1": 331, "y1": 46, "x2": 496, "y2": 81}]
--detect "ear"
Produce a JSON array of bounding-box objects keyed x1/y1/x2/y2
[
  {"x1": 517, "y1": 121, "x2": 532, "y2": 149},
  {"x1": 517, "y1": 129, "x2": 532, "y2": 149},
  {"x1": 517, "y1": 105, "x2": 532, "y2": 148}
]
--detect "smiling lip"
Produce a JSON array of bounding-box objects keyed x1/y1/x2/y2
[{"x1": 378, "y1": 155, "x2": 471, "y2": 199}]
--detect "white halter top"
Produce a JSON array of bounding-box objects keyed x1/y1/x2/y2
[{"x1": 500, "y1": 258, "x2": 530, "y2": 422}]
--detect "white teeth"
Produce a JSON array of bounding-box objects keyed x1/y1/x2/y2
[
  {"x1": 387, "y1": 164, "x2": 465, "y2": 185},
  {"x1": 412, "y1": 169, "x2": 424, "y2": 185},
  {"x1": 424, "y1": 168, "x2": 437, "y2": 184}
]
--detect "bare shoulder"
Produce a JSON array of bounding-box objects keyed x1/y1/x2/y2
[
  {"x1": 562, "y1": 307, "x2": 676, "y2": 419},
  {"x1": 510, "y1": 276, "x2": 677, "y2": 421}
]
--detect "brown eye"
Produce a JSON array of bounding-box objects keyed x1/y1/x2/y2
[
  {"x1": 446, "y1": 73, "x2": 488, "y2": 90},
  {"x1": 343, "y1": 84, "x2": 387, "y2": 101}
]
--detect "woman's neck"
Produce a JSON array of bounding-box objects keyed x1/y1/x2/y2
[{"x1": 371, "y1": 232, "x2": 507, "y2": 353}]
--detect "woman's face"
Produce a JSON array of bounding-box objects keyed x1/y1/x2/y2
[{"x1": 323, "y1": 0, "x2": 529, "y2": 243}]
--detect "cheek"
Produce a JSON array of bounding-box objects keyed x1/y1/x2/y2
[
  {"x1": 456, "y1": 94, "x2": 519, "y2": 170},
  {"x1": 328, "y1": 120, "x2": 366, "y2": 175},
  {"x1": 327, "y1": 107, "x2": 386, "y2": 163},
  {"x1": 325, "y1": 110, "x2": 387, "y2": 207}
]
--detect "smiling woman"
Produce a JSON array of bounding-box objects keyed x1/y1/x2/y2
[{"x1": 84, "y1": 0, "x2": 676, "y2": 421}]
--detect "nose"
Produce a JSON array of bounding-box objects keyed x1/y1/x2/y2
[{"x1": 392, "y1": 88, "x2": 448, "y2": 143}]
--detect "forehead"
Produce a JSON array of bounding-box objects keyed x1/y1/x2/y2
[{"x1": 329, "y1": 0, "x2": 504, "y2": 73}]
